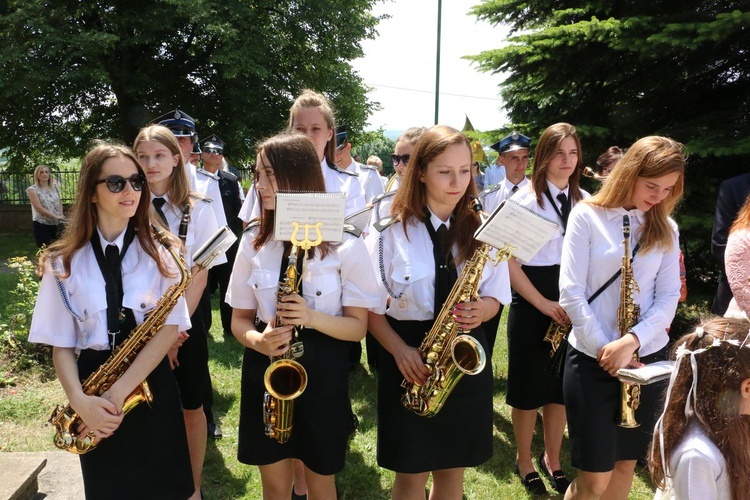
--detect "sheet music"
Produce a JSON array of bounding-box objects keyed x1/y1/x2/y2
[
  {"x1": 474, "y1": 199, "x2": 559, "y2": 262},
  {"x1": 618, "y1": 360, "x2": 675, "y2": 385},
  {"x1": 273, "y1": 192, "x2": 346, "y2": 242}
]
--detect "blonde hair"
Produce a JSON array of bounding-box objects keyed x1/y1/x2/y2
[
  {"x1": 33, "y1": 164, "x2": 53, "y2": 188},
  {"x1": 366, "y1": 155, "x2": 383, "y2": 169},
  {"x1": 287, "y1": 89, "x2": 337, "y2": 165}
]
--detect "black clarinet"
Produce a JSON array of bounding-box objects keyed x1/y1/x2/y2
[{"x1": 178, "y1": 204, "x2": 191, "y2": 248}]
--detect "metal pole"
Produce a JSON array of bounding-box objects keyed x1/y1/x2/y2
[{"x1": 434, "y1": 0, "x2": 442, "y2": 125}]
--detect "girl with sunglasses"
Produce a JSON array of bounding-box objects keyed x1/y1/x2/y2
[
  {"x1": 133, "y1": 125, "x2": 224, "y2": 500},
  {"x1": 29, "y1": 143, "x2": 194, "y2": 499},
  {"x1": 226, "y1": 133, "x2": 379, "y2": 499},
  {"x1": 366, "y1": 125, "x2": 511, "y2": 499}
]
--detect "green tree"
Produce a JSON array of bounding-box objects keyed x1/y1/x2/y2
[
  {"x1": 352, "y1": 129, "x2": 395, "y2": 174},
  {"x1": 0, "y1": 0, "x2": 381, "y2": 169},
  {"x1": 468, "y1": 1, "x2": 750, "y2": 294}
]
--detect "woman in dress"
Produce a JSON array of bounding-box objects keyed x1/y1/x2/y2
[
  {"x1": 133, "y1": 125, "x2": 223, "y2": 500},
  {"x1": 27, "y1": 164, "x2": 65, "y2": 247},
  {"x1": 227, "y1": 133, "x2": 379, "y2": 500},
  {"x1": 28, "y1": 143, "x2": 193, "y2": 499},
  {"x1": 559, "y1": 136, "x2": 685, "y2": 499},
  {"x1": 725, "y1": 193, "x2": 750, "y2": 317},
  {"x1": 366, "y1": 125, "x2": 511, "y2": 499},
  {"x1": 505, "y1": 122, "x2": 588, "y2": 495}
]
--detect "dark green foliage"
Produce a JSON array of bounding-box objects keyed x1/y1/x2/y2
[
  {"x1": 0, "y1": 0, "x2": 381, "y2": 169},
  {"x1": 353, "y1": 129, "x2": 396, "y2": 175}
]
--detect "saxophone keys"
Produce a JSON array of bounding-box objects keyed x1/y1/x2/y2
[{"x1": 290, "y1": 342, "x2": 304, "y2": 358}]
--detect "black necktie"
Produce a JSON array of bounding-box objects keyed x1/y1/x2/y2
[
  {"x1": 152, "y1": 197, "x2": 169, "y2": 227},
  {"x1": 556, "y1": 192, "x2": 570, "y2": 227},
  {"x1": 432, "y1": 223, "x2": 457, "y2": 315},
  {"x1": 511, "y1": 185, "x2": 519, "y2": 194}
]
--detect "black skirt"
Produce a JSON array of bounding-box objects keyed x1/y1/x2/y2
[
  {"x1": 237, "y1": 326, "x2": 354, "y2": 476},
  {"x1": 506, "y1": 265, "x2": 564, "y2": 409},
  {"x1": 563, "y1": 345, "x2": 668, "y2": 472},
  {"x1": 376, "y1": 317, "x2": 493, "y2": 473},
  {"x1": 77, "y1": 351, "x2": 194, "y2": 500}
]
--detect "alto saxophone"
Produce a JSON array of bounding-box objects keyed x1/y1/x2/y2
[
  {"x1": 49, "y1": 226, "x2": 191, "y2": 454},
  {"x1": 543, "y1": 320, "x2": 571, "y2": 357},
  {"x1": 263, "y1": 246, "x2": 308, "y2": 443},
  {"x1": 402, "y1": 197, "x2": 509, "y2": 417},
  {"x1": 617, "y1": 215, "x2": 641, "y2": 428}
]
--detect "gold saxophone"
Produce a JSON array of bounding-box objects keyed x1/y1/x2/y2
[
  {"x1": 617, "y1": 215, "x2": 641, "y2": 428},
  {"x1": 49, "y1": 226, "x2": 191, "y2": 454},
  {"x1": 543, "y1": 320, "x2": 571, "y2": 357},
  {"x1": 263, "y1": 246, "x2": 308, "y2": 443},
  {"x1": 402, "y1": 198, "x2": 510, "y2": 417}
]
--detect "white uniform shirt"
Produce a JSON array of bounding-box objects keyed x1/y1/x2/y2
[
  {"x1": 559, "y1": 203, "x2": 681, "y2": 358},
  {"x1": 480, "y1": 176, "x2": 530, "y2": 214},
  {"x1": 152, "y1": 193, "x2": 226, "y2": 269},
  {"x1": 653, "y1": 424, "x2": 730, "y2": 500},
  {"x1": 226, "y1": 230, "x2": 380, "y2": 323},
  {"x1": 185, "y1": 161, "x2": 229, "y2": 228},
  {"x1": 29, "y1": 227, "x2": 191, "y2": 352},
  {"x1": 483, "y1": 163, "x2": 506, "y2": 187},
  {"x1": 365, "y1": 213, "x2": 512, "y2": 321},
  {"x1": 343, "y1": 159, "x2": 385, "y2": 205}
]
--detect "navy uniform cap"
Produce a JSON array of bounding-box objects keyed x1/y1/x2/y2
[
  {"x1": 200, "y1": 134, "x2": 225, "y2": 155},
  {"x1": 153, "y1": 109, "x2": 197, "y2": 137},
  {"x1": 490, "y1": 131, "x2": 532, "y2": 154},
  {"x1": 336, "y1": 126, "x2": 348, "y2": 149}
]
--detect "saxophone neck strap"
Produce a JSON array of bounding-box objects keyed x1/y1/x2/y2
[{"x1": 588, "y1": 242, "x2": 641, "y2": 304}]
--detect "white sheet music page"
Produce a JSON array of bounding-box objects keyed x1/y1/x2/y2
[
  {"x1": 474, "y1": 199, "x2": 559, "y2": 262},
  {"x1": 273, "y1": 192, "x2": 346, "y2": 243}
]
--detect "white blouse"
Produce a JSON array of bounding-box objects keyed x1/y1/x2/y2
[
  {"x1": 29, "y1": 227, "x2": 191, "y2": 352},
  {"x1": 151, "y1": 193, "x2": 226, "y2": 269},
  {"x1": 186, "y1": 161, "x2": 228, "y2": 228},
  {"x1": 226, "y1": 229, "x2": 381, "y2": 324},
  {"x1": 511, "y1": 180, "x2": 590, "y2": 266},
  {"x1": 365, "y1": 212, "x2": 512, "y2": 321},
  {"x1": 559, "y1": 203, "x2": 681, "y2": 358}
]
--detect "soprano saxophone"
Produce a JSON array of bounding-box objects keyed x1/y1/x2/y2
[
  {"x1": 49, "y1": 226, "x2": 191, "y2": 454},
  {"x1": 617, "y1": 215, "x2": 641, "y2": 428},
  {"x1": 263, "y1": 246, "x2": 308, "y2": 443},
  {"x1": 402, "y1": 197, "x2": 510, "y2": 417}
]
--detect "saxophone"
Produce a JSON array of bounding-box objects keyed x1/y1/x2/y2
[
  {"x1": 543, "y1": 320, "x2": 571, "y2": 357},
  {"x1": 263, "y1": 246, "x2": 308, "y2": 443},
  {"x1": 49, "y1": 226, "x2": 191, "y2": 454},
  {"x1": 402, "y1": 197, "x2": 508, "y2": 417},
  {"x1": 617, "y1": 215, "x2": 641, "y2": 428}
]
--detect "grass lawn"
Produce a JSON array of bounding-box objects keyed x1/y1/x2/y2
[{"x1": 0, "y1": 231, "x2": 659, "y2": 498}]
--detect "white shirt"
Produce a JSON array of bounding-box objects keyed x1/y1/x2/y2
[
  {"x1": 185, "y1": 161, "x2": 229, "y2": 228},
  {"x1": 480, "y1": 176, "x2": 530, "y2": 214},
  {"x1": 29, "y1": 227, "x2": 191, "y2": 352},
  {"x1": 511, "y1": 181, "x2": 590, "y2": 266},
  {"x1": 238, "y1": 181, "x2": 257, "y2": 223},
  {"x1": 559, "y1": 203, "x2": 681, "y2": 358},
  {"x1": 483, "y1": 163, "x2": 506, "y2": 187},
  {"x1": 151, "y1": 193, "x2": 226, "y2": 269},
  {"x1": 226, "y1": 229, "x2": 380, "y2": 323},
  {"x1": 653, "y1": 424, "x2": 730, "y2": 500},
  {"x1": 343, "y1": 159, "x2": 385, "y2": 205},
  {"x1": 365, "y1": 213, "x2": 512, "y2": 321}
]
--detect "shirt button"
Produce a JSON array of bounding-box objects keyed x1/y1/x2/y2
[
  {"x1": 140, "y1": 303, "x2": 147, "y2": 309},
  {"x1": 254, "y1": 283, "x2": 258, "y2": 288},
  {"x1": 404, "y1": 275, "x2": 410, "y2": 281},
  {"x1": 316, "y1": 291, "x2": 322, "y2": 296}
]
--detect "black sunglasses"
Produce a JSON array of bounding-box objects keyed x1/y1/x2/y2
[
  {"x1": 203, "y1": 147, "x2": 223, "y2": 156},
  {"x1": 96, "y1": 174, "x2": 146, "y2": 193},
  {"x1": 391, "y1": 154, "x2": 411, "y2": 166}
]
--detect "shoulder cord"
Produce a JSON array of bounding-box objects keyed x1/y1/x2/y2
[
  {"x1": 378, "y1": 232, "x2": 403, "y2": 300},
  {"x1": 51, "y1": 261, "x2": 86, "y2": 323}
]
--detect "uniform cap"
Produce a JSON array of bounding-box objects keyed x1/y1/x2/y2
[
  {"x1": 153, "y1": 109, "x2": 197, "y2": 137},
  {"x1": 490, "y1": 131, "x2": 532, "y2": 154},
  {"x1": 200, "y1": 134, "x2": 225, "y2": 155}
]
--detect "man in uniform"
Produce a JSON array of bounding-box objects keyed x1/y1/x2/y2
[
  {"x1": 335, "y1": 128, "x2": 385, "y2": 204},
  {"x1": 481, "y1": 131, "x2": 532, "y2": 214}
]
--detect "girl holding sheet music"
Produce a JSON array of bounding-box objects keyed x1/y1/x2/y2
[
  {"x1": 505, "y1": 122, "x2": 589, "y2": 495},
  {"x1": 365, "y1": 125, "x2": 511, "y2": 499},
  {"x1": 559, "y1": 136, "x2": 685, "y2": 499},
  {"x1": 226, "y1": 133, "x2": 379, "y2": 500},
  {"x1": 133, "y1": 125, "x2": 224, "y2": 500}
]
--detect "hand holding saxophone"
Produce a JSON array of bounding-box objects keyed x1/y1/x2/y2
[
  {"x1": 536, "y1": 298, "x2": 569, "y2": 326},
  {"x1": 253, "y1": 321, "x2": 295, "y2": 357},
  {"x1": 597, "y1": 333, "x2": 642, "y2": 377},
  {"x1": 452, "y1": 296, "x2": 499, "y2": 331},
  {"x1": 70, "y1": 392, "x2": 123, "y2": 440},
  {"x1": 275, "y1": 293, "x2": 313, "y2": 327},
  {"x1": 391, "y1": 341, "x2": 430, "y2": 385}
]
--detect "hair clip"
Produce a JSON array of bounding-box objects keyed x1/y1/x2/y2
[{"x1": 695, "y1": 326, "x2": 705, "y2": 339}]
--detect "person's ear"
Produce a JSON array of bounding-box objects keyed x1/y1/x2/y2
[{"x1": 741, "y1": 378, "x2": 750, "y2": 399}]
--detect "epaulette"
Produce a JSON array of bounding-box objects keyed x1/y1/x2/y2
[
  {"x1": 218, "y1": 170, "x2": 238, "y2": 182},
  {"x1": 373, "y1": 215, "x2": 398, "y2": 233},
  {"x1": 243, "y1": 220, "x2": 261, "y2": 234},
  {"x1": 479, "y1": 184, "x2": 502, "y2": 198},
  {"x1": 372, "y1": 190, "x2": 396, "y2": 205},
  {"x1": 197, "y1": 168, "x2": 220, "y2": 180},
  {"x1": 328, "y1": 162, "x2": 359, "y2": 177},
  {"x1": 359, "y1": 163, "x2": 378, "y2": 171},
  {"x1": 189, "y1": 193, "x2": 212, "y2": 203},
  {"x1": 343, "y1": 223, "x2": 362, "y2": 238}
]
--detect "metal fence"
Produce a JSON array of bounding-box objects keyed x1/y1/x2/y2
[{"x1": 0, "y1": 168, "x2": 254, "y2": 205}]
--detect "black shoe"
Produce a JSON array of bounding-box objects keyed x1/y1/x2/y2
[
  {"x1": 515, "y1": 462, "x2": 547, "y2": 495},
  {"x1": 207, "y1": 421, "x2": 223, "y2": 439},
  {"x1": 538, "y1": 451, "x2": 570, "y2": 494}
]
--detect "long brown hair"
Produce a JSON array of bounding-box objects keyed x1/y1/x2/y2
[
  {"x1": 286, "y1": 89, "x2": 337, "y2": 166},
  {"x1": 585, "y1": 136, "x2": 685, "y2": 253},
  {"x1": 530, "y1": 122, "x2": 584, "y2": 207},
  {"x1": 133, "y1": 125, "x2": 194, "y2": 210},
  {"x1": 390, "y1": 125, "x2": 480, "y2": 265},
  {"x1": 730, "y1": 193, "x2": 750, "y2": 234},
  {"x1": 253, "y1": 133, "x2": 330, "y2": 259},
  {"x1": 39, "y1": 143, "x2": 174, "y2": 277},
  {"x1": 649, "y1": 316, "x2": 750, "y2": 500}
]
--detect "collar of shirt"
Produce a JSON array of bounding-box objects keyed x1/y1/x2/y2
[
  {"x1": 342, "y1": 159, "x2": 357, "y2": 172},
  {"x1": 503, "y1": 177, "x2": 526, "y2": 192},
  {"x1": 96, "y1": 225, "x2": 128, "y2": 252},
  {"x1": 604, "y1": 206, "x2": 646, "y2": 223},
  {"x1": 545, "y1": 179, "x2": 569, "y2": 199},
  {"x1": 426, "y1": 207, "x2": 451, "y2": 230}
]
